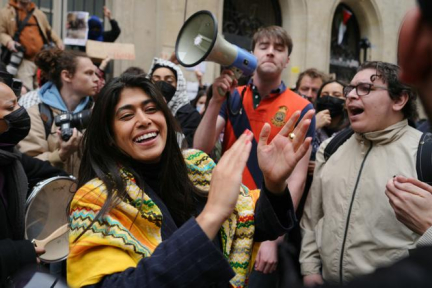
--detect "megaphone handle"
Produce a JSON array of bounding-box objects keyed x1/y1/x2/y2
[{"x1": 217, "y1": 67, "x2": 243, "y2": 96}]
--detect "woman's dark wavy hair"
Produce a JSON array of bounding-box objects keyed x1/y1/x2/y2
[
  {"x1": 358, "y1": 61, "x2": 418, "y2": 120},
  {"x1": 75, "y1": 74, "x2": 199, "y2": 238}
]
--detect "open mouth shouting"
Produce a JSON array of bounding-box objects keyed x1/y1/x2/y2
[{"x1": 348, "y1": 106, "x2": 364, "y2": 117}]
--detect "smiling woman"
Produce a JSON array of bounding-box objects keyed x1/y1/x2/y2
[
  {"x1": 66, "y1": 74, "x2": 314, "y2": 288},
  {"x1": 112, "y1": 87, "x2": 168, "y2": 163}
]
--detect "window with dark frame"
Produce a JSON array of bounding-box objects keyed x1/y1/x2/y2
[
  {"x1": 222, "y1": 0, "x2": 282, "y2": 52},
  {"x1": 329, "y1": 4, "x2": 361, "y2": 83},
  {"x1": 34, "y1": 0, "x2": 105, "y2": 27}
]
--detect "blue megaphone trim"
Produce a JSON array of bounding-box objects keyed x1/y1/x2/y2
[{"x1": 230, "y1": 47, "x2": 257, "y2": 77}]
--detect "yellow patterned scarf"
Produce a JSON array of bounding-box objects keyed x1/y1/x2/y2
[{"x1": 68, "y1": 149, "x2": 259, "y2": 288}]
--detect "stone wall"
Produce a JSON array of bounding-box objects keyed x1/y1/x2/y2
[{"x1": 0, "y1": 0, "x2": 417, "y2": 89}]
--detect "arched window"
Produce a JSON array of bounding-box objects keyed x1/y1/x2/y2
[
  {"x1": 223, "y1": 0, "x2": 282, "y2": 51},
  {"x1": 329, "y1": 4, "x2": 360, "y2": 82}
]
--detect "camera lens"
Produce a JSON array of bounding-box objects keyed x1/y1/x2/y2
[{"x1": 6, "y1": 49, "x2": 24, "y2": 76}]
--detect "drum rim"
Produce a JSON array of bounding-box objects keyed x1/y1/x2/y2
[
  {"x1": 24, "y1": 176, "x2": 76, "y2": 262},
  {"x1": 25, "y1": 176, "x2": 76, "y2": 208}
]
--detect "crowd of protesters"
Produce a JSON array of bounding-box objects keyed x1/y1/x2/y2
[{"x1": 1, "y1": 0, "x2": 432, "y2": 287}]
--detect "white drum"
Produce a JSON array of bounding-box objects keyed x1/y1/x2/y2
[{"x1": 25, "y1": 176, "x2": 77, "y2": 263}]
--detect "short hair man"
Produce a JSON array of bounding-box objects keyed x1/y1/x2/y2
[
  {"x1": 194, "y1": 26, "x2": 315, "y2": 279},
  {"x1": 300, "y1": 61, "x2": 421, "y2": 285},
  {"x1": 276, "y1": 2, "x2": 432, "y2": 287},
  {"x1": 0, "y1": 0, "x2": 64, "y2": 90},
  {"x1": 308, "y1": 2, "x2": 432, "y2": 287},
  {"x1": 194, "y1": 25, "x2": 315, "y2": 205},
  {"x1": 295, "y1": 68, "x2": 327, "y2": 103}
]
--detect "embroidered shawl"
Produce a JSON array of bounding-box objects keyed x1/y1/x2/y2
[{"x1": 67, "y1": 150, "x2": 260, "y2": 288}]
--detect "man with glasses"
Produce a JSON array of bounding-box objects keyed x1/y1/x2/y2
[{"x1": 299, "y1": 61, "x2": 421, "y2": 286}]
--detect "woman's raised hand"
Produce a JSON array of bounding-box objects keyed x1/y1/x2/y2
[
  {"x1": 196, "y1": 130, "x2": 253, "y2": 239},
  {"x1": 258, "y1": 110, "x2": 314, "y2": 194}
]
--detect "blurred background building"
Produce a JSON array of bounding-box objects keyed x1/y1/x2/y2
[{"x1": 0, "y1": 0, "x2": 416, "y2": 87}]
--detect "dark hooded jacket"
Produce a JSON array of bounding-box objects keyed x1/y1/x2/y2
[
  {"x1": 88, "y1": 15, "x2": 121, "y2": 43},
  {"x1": 0, "y1": 146, "x2": 67, "y2": 285},
  {"x1": 148, "y1": 58, "x2": 201, "y2": 147}
]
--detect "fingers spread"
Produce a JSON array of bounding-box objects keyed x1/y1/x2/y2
[
  {"x1": 291, "y1": 119, "x2": 311, "y2": 151},
  {"x1": 279, "y1": 111, "x2": 300, "y2": 137},
  {"x1": 220, "y1": 131, "x2": 252, "y2": 169},
  {"x1": 293, "y1": 137, "x2": 312, "y2": 162},
  {"x1": 258, "y1": 123, "x2": 271, "y2": 149}
]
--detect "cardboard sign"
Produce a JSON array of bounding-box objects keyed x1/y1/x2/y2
[{"x1": 86, "y1": 40, "x2": 136, "y2": 60}]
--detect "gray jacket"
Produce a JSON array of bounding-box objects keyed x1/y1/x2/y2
[{"x1": 300, "y1": 120, "x2": 422, "y2": 284}]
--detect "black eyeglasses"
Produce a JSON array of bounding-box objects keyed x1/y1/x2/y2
[{"x1": 343, "y1": 83, "x2": 388, "y2": 98}]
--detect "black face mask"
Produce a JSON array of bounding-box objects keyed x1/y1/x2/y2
[
  {"x1": 155, "y1": 81, "x2": 176, "y2": 103},
  {"x1": 0, "y1": 106, "x2": 31, "y2": 145},
  {"x1": 316, "y1": 96, "x2": 346, "y2": 118}
]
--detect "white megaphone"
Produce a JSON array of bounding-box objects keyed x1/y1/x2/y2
[{"x1": 175, "y1": 10, "x2": 257, "y2": 81}]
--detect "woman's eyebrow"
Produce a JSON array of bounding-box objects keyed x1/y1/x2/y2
[{"x1": 115, "y1": 99, "x2": 155, "y2": 116}]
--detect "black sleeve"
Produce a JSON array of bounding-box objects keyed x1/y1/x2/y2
[
  {"x1": 102, "y1": 19, "x2": 121, "y2": 42},
  {"x1": 253, "y1": 184, "x2": 296, "y2": 242},
  {"x1": 175, "y1": 105, "x2": 202, "y2": 148},
  {"x1": 0, "y1": 239, "x2": 37, "y2": 284},
  {"x1": 85, "y1": 218, "x2": 234, "y2": 288},
  {"x1": 19, "y1": 153, "x2": 69, "y2": 192}
]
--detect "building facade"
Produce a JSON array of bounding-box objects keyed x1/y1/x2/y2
[{"x1": 0, "y1": 0, "x2": 416, "y2": 87}]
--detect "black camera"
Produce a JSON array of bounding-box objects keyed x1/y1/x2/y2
[
  {"x1": 0, "y1": 71, "x2": 23, "y2": 97},
  {"x1": 54, "y1": 110, "x2": 91, "y2": 141},
  {"x1": 6, "y1": 45, "x2": 25, "y2": 76}
]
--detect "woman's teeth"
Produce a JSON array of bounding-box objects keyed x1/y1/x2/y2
[{"x1": 135, "y1": 132, "x2": 157, "y2": 142}]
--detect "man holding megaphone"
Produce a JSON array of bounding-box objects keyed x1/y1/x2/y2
[
  {"x1": 194, "y1": 25, "x2": 315, "y2": 205},
  {"x1": 193, "y1": 25, "x2": 315, "y2": 281}
]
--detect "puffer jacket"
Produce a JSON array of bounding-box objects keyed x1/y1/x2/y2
[{"x1": 300, "y1": 120, "x2": 422, "y2": 284}]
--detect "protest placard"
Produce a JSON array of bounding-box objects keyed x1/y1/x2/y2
[
  {"x1": 86, "y1": 40, "x2": 136, "y2": 60},
  {"x1": 64, "y1": 11, "x2": 89, "y2": 46}
]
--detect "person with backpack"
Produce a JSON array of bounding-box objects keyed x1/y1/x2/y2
[
  {"x1": 17, "y1": 49, "x2": 98, "y2": 177},
  {"x1": 0, "y1": 0, "x2": 64, "y2": 90},
  {"x1": 299, "y1": 61, "x2": 422, "y2": 286}
]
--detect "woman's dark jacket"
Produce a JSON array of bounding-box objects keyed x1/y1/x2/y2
[{"x1": 0, "y1": 147, "x2": 67, "y2": 285}]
